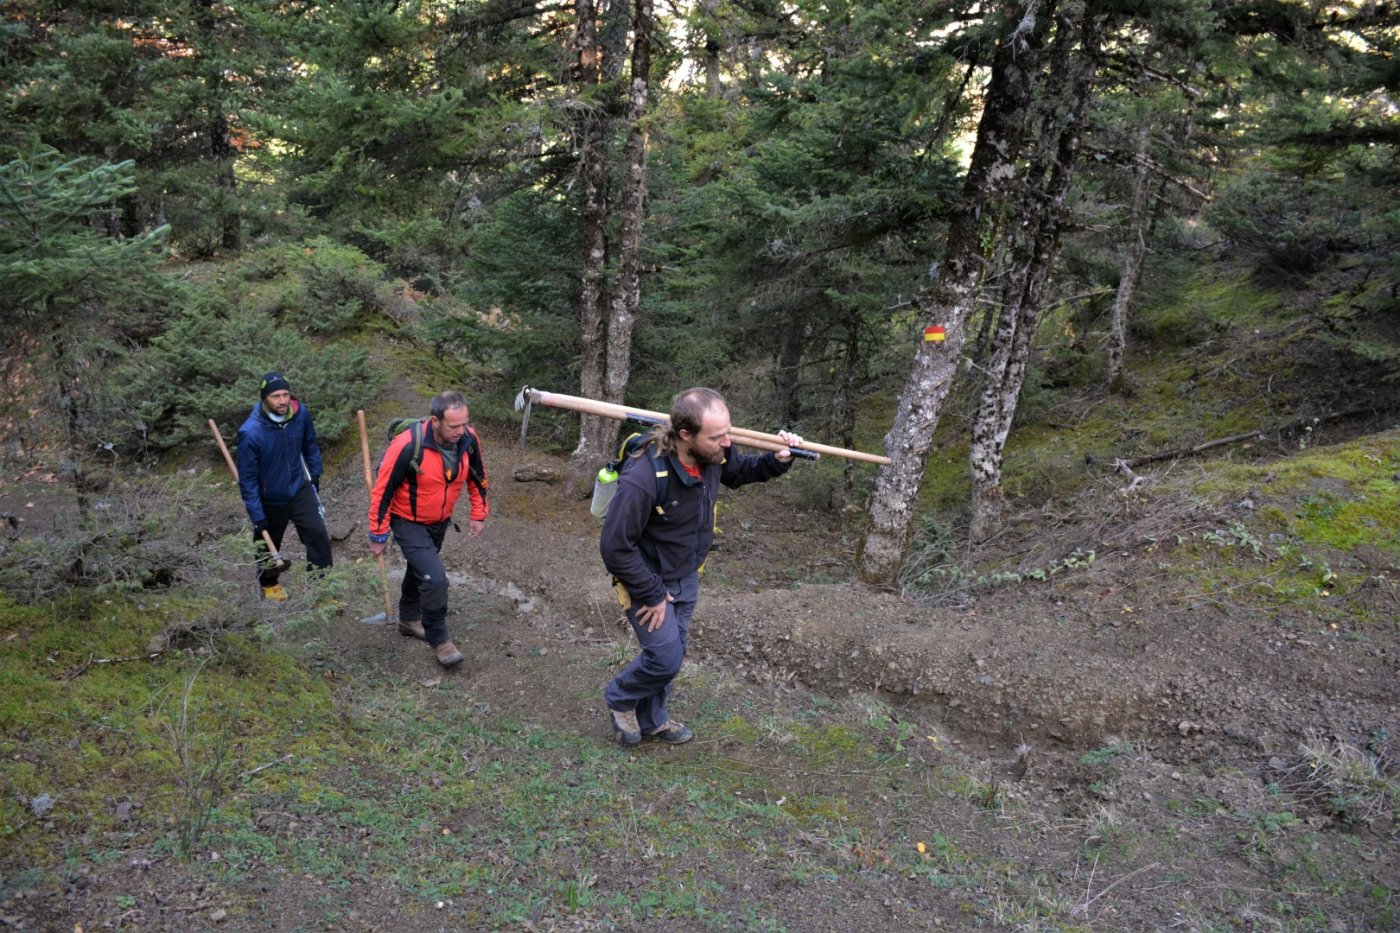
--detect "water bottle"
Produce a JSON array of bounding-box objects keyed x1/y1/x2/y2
[{"x1": 590, "y1": 465, "x2": 620, "y2": 519}]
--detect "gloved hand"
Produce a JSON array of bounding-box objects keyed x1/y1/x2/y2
[
  {"x1": 311, "y1": 476, "x2": 321, "y2": 493},
  {"x1": 253, "y1": 520, "x2": 268, "y2": 538}
]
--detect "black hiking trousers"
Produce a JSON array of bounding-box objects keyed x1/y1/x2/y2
[
  {"x1": 390, "y1": 517, "x2": 453, "y2": 647},
  {"x1": 256, "y1": 483, "x2": 333, "y2": 586}
]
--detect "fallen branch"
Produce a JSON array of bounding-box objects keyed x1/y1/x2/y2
[
  {"x1": 1112, "y1": 459, "x2": 1146, "y2": 494},
  {"x1": 1109, "y1": 407, "x2": 1375, "y2": 469}
]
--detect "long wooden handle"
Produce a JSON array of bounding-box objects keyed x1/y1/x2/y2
[
  {"x1": 207, "y1": 419, "x2": 285, "y2": 561},
  {"x1": 534, "y1": 391, "x2": 797, "y2": 454},
  {"x1": 356, "y1": 410, "x2": 396, "y2": 623},
  {"x1": 209, "y1": 418, "x2": 239, "y2": 476},
  {"x1": 527, "y1": 389, "x2": 892, "y2": 465}
]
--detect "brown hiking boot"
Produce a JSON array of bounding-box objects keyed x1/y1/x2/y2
[
  {"x1": 647, "y1": 720, "x2": 694, "y2": 745},
  {"x1": 398, "y1": 618, "x2": 426, "y2": 640},
  {"x1": 433, "y1": 640, "x2": 464, "y2": 668},
  {"x1": 608, "y1": 707, "x2": 641, "y2": 746}
]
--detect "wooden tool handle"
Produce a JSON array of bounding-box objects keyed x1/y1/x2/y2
[
  {"x1": 525, "y1": 388, "x2": 891, "y2": 465},
  {"x1": 356, "y1": 410, "x2": 396, "y2": 623},
  {"x1": 208, "y1": 419, "x2": 286, "y2": 563}
]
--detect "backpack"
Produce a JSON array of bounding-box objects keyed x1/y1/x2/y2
[
  {"x1": 387, "y1": 417, "x2": 429, "y2": 473},
  {"x1": 387, "y1": 417, "x2": 485, "y2": 489},
  {"x1": 591, "y1": 431, "x2": 670, "y2": 521}
]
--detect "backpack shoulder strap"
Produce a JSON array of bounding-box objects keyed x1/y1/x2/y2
[
  {"x1": 612, "y1": 432, "x2": 669, "y2": 519},
  {"x1": 642, "y1": 443, "x2": 669, "y2": 520},
  {"x1": 463, "y1": 427, "x2": 487, "y2": 491},
  {"x1": 409, "y1": 421, "x2": 425, "y2": 473}
]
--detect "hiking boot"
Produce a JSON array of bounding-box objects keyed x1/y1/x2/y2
[
  {"x1": 261, "y1": 584, "x2": 289, "y2": 602},
  {"x1": 647, "y1": 721, "x2": 694, "y2": 745},
  {"x1": 433, "y1": 640, "x2": 464, "y2": 668},
  {"x1": 398, "y1": 618, "x2": 426, "y2": 640},
  {"x1": 608, "y1": 707, "x2": 641, "y2": 746}
]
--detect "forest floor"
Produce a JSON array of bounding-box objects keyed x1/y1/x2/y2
[{"x1": 1, "y1": 366, "x2": 1397, "y2": 931}]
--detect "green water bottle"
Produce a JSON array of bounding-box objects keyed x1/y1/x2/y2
[{"x1": 590, "y1": 464, "x2": 620, "y2": 518}]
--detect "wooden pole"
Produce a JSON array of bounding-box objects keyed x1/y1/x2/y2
[
  {"x1": 524, "y1": 388, "x2": 891, "y2": 465},
  {"x1": 531, "y1": 391, "x2": 807, "y2": 456},
  {"x1": 207, "y1": 420, "x2": 291, "y2": 571},
  {"x1": 356, "y1": 410, "x2": 397, "y2": 625}
]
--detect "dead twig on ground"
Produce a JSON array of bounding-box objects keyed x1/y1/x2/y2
[
  {"x1": 1073, "y1": 857, "x2": 1161, "y2": 918},
  {"x1": 240, "y1": 754, "x2": 293, "y2": 780},
  {"x1": 64, "y1": 651, "x2": 163, "y2": 680}
]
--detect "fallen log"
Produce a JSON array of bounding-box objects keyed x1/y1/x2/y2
[{"x1": 1109, "y1": 407, "x2": 1375, "y2": 469}]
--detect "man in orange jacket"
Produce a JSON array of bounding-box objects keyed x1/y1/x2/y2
[{"x1": 368, "y1": 391, "x2": 488, "y2": 668}]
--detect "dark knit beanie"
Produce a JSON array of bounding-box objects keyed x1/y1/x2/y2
[{"x1": 259, "y1": 372, "x2": 291, "y2": 399}]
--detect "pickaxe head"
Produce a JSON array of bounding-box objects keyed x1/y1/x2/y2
[{"x1": 514, "y1": 385, "x2": 534, "y2": 446}]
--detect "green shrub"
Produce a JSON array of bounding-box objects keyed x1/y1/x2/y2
[
  {"x1": 1209, "y1": 169, "x2": 1348, "y2": 279},
  {"x1": 114, "y1": 291, "x2": 379, "y2": 454},
  {"x1": 237, "y1": 238, "x2": 412, "y2": 335}
]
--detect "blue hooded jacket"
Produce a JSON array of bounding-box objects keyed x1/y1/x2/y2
[{"x1": 235, "y1": 399, "x2": 323, "y2": 525}]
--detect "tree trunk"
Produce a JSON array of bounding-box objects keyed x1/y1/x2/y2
[
  {"x1": 969, "y1": 5, "x2": 1098, "y2": 540},
  {"x1": 599, "y1": 0, "x2": 631, "y2": 79},
  {"x1": 700, "y1": 0, "x2": 722, "y2": 97},
  {"x1": 857, "y1": 2, "x2": 1050, "y2": 585},
  {"x1": 774, "y1": 316, "x2": 806, "y2": 426},
  {"x1": 572, "y1": 0, "x2": 615, "y2": 464},
  {"x1": 49, "y1": 326, "x2": 90, "y2": 522},
  {"x1": 601, "y1": 0, "x2": 653, "y2": 408},
  {"x1": 195, "y1": 0, "x2": 239, "y2": 252},
  {"x1": 1107, "y1": 124, "x2": 1152, "y2": 392},
  {"x1": 839, "y1": 312, "x2": 862, "y2": 506},
  {"x1": 211, "y1": 110, "x2": 239, "y2": 252}
]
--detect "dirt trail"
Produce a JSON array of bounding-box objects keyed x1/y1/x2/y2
[{"x1": 320, "y1": 413, "x2": 1399, "y2": 784}]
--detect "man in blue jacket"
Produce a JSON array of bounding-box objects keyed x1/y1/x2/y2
[
  {"x1": 236, "y1": 372, "x2": 333, "y2": 601},
  {"x1": 600, "y1": 387, "x2": 802, "y2": 747}
]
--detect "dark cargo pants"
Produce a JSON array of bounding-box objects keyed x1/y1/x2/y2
[
  {"x1": 256, "y1": 483, "x2": 333, "y2": 586},
  {"x1": 391, "y1": 517, "x2": 453, "y2": 647}
]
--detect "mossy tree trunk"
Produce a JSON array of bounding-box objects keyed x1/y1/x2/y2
[
  {"x1": 969, "y1": 4, "x2": 1099, "y2": 541},
  {"x1": 857, "y1": 2, "x2": 1051, "y2": 585},
  {"x1": 573, "y1": 0, "x2": 615, "y2": 465},
  {"x1": 1107, "y1": 124, "x2": 1153, "y2": 393},
  {"x1": 601, "y1": 0, "x2": 653, "y2": 413}
]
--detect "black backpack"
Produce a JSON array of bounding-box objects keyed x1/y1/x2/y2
[{"x1": 601, "y1": 431, "x2": 670, "y2": 520}]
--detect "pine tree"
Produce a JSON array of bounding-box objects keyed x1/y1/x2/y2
[{"x1": 0, "y1": 148, "x2": 170, "y2": 514}]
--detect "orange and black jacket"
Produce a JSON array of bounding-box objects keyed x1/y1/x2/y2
[{"x1": 368, "y1": 422, "x2": 488, "y2": 541}]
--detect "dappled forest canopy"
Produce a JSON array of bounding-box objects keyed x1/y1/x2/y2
[{"x1": 2, "y1": 0, "x2": 1396, "y2": 571}]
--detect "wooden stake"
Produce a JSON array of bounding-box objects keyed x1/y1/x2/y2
[{"x1": 356, "y1": 410, "x2": 397, "y2": 624}]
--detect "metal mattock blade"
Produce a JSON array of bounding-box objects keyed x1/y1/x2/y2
[{"x1": 515, "y1": 386, "x2": 533, "y2": 446}]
